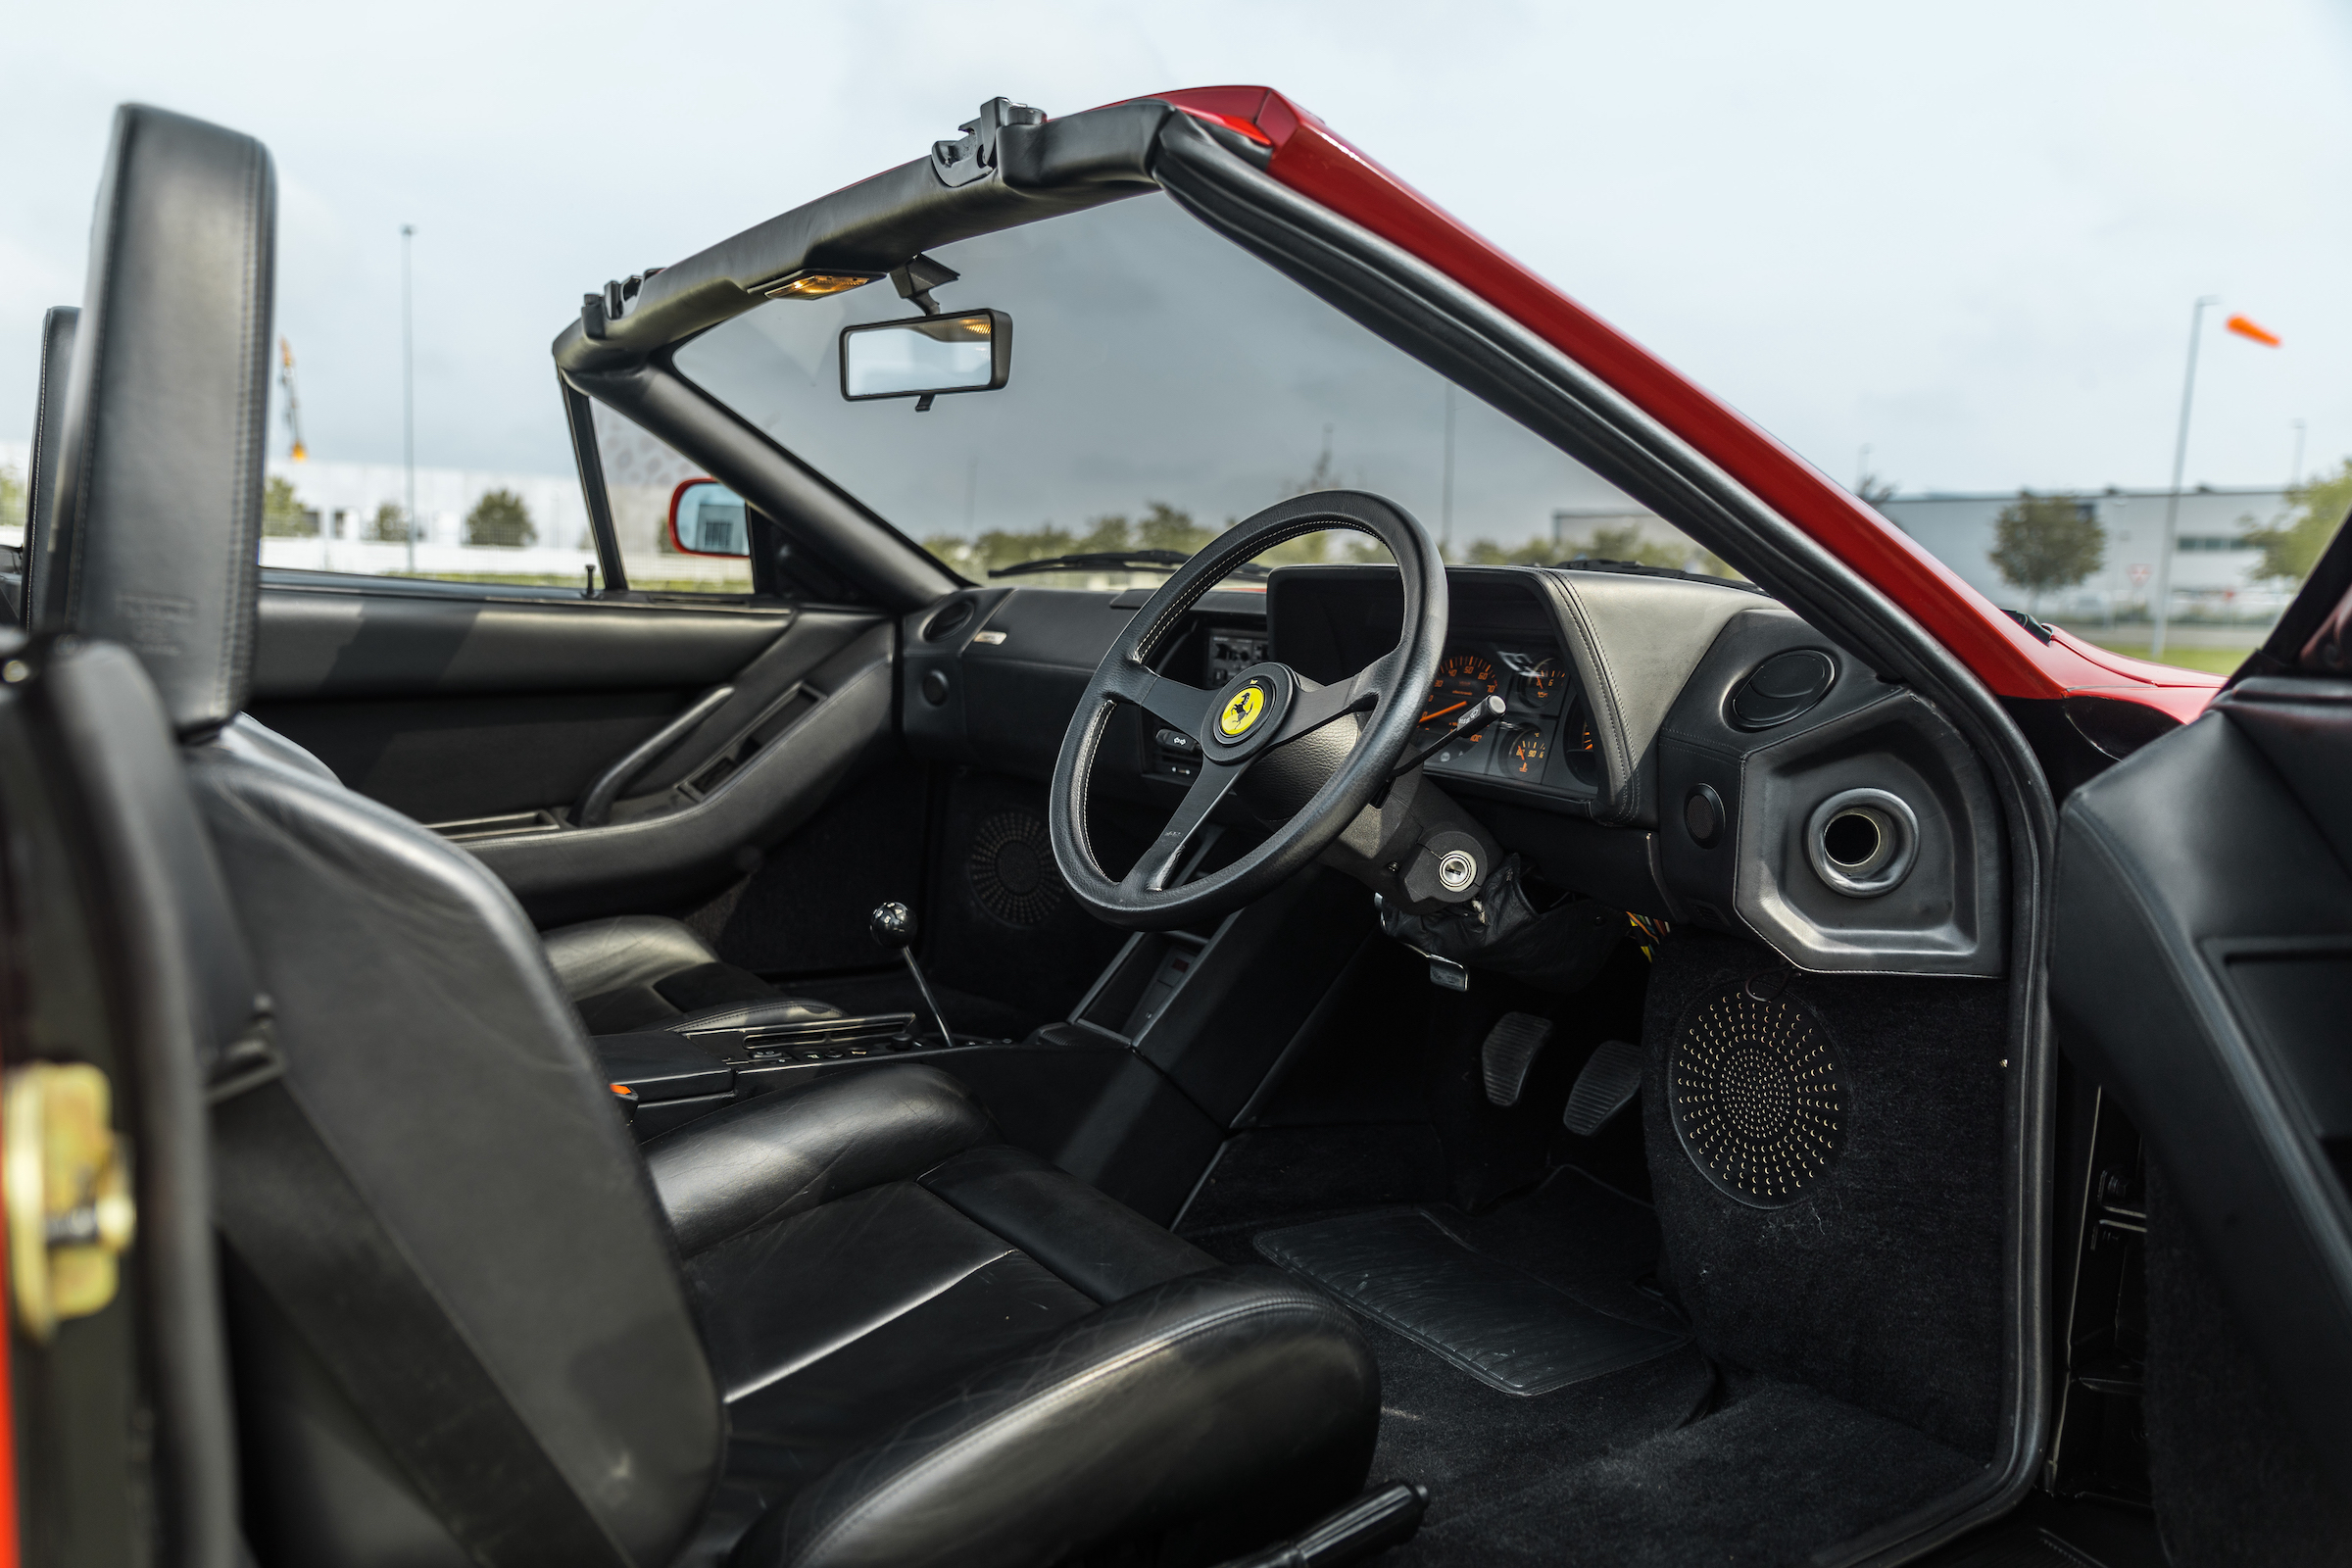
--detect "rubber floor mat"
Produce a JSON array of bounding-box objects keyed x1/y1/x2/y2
[{"x1": 1257, "y1": 1208, "x2": 1687, "y2": 1396}]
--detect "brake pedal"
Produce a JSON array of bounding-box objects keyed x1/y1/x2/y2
[
  {"x1": 1481, "y1": 1012, "x2": 1553, "y2": 1106},
  {"x1": 1562, "y1": 1038, "x2": 1643, "y2": 1135},
  {"x1": 1216, "y1": 1481, "x2": 1428, "y2": 1568}
]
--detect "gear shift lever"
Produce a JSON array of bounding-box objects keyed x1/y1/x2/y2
[{"x1": 870, "y1": 902, "x2": 956, "y2": 1049}]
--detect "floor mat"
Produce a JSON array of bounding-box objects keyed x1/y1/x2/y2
[
  {"x1": 1257, "y1": 1208, "x2": 1688, "y2": 1396},
  {"x1": 1396, "y1": 1379, "x2": 1986, "y2": 1568}
]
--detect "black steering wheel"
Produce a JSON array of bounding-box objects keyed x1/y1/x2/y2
[{"x1": 1049, "y1": 490, "x2": 1448, "y2": 930}]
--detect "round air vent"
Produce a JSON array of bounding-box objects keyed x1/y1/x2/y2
[
  {"x1": 1729, "y1": 650, "x2": 1837, "y2": 730},
  {"x1": 1806, "y1": 787, "x2": 1918, "y2": 898},
  {"x1": 968, "y1": 810, "x2": 1063, "y2": 926},
  {"x1": 924, "y1": 598, "x2": 977, "y2": 642},
  {"x1": 1669, "y1": 986, "x2": 1846, "y2": 1207}
]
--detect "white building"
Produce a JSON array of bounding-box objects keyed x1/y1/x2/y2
[{"x1": 1876, "y1": 486, "x2": 2295, "y2": 622}]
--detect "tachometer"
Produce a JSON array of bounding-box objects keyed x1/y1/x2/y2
[{"x1": 1419, "y1": 652, "x2": 1501, "y2": 738}]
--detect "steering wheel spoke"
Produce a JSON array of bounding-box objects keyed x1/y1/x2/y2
[
  {"x1": 1269, "y1": 666, "x2": 1380, "y2": 749},
  {"x1": 1102, "y1": 661, "x2": 1220, "y2": 746},
  {"x1": 1122, "y1": 757, "x2": 1246, "y2": 897}
]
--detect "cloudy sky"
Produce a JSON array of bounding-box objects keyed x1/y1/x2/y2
[{"x1": 7, "y1": 0, "x2": 2350, "y2": 511}]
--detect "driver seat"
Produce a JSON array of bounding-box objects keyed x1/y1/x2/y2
[{"x1": 55, "y1": 104, "x2": 1380, "y2": 1568}]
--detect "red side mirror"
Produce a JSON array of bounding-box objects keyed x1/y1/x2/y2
[{"x1": 668, "y1": 479, "x2": 750, "y2": 558}]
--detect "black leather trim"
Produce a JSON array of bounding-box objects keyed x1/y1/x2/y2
[
  {"x1": 744, "y1": 1266, "x2": 1380, "y2": 1568},
  {"x1": 917, "y1": 1145, "x2": 1217, "y2": 1304},
  {"x1": 249, "y1": 586, "x2": 795, "y2": 700},
  {"x1": 2051, "y1": 698, "x2": 2352, "y2": 1493},
  {"x1": 643, "y1": 1066, "x2": 998, "y2": 1256},
  {"x1": 187, "y1": 748, "x2": 724, "y2": 1568},
  {"x1": 22, "y1": 305, "x2": 77, "y2": 624},
  {"x1": 34, "y1": 639, "x2": 245, "y2": 1568},
  {"x1": 466, "y1": 626, "x2": 897, "y2": 921},
  {"x1": 45, "y1": 106, "x2": 275, "y2": 739},
  {"x1": 1533, "y1": 568, "x2": 1753, "y2": 827}
]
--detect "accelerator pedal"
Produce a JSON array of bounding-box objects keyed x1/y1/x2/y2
[
  {"x1": 1562, "y1": 1038, "x2": 1643, "y2": 1135},
  {"x1": 1481, "y1": 1012, "x2": 1554, "y2": 1106},
  {"x1": 1216, "y1": 1481, "x2": 1429, "y2": 1568}
]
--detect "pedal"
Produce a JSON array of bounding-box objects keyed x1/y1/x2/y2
[
  {"x1": 1481, "y1": 1012, "x2": 1553, "y2": 1106},
  {"x1": 1216, "y1": 1480, "x2": 1428, "y2": 1568},
  {"x1": 1562, "y1": 1038, "x2": 1643, "y2": 1135}
]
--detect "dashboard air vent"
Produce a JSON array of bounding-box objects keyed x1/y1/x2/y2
[
  {"x1": 924, "y1": 599, "x2": 977, "y2": 642},
  {"x1": 1729, "y1": 650, "x2": 1836, "y2": 730}
]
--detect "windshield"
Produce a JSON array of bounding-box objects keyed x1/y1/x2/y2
[{"x1": 675, "y1": 192, "x2": 1717, "y2": 586}]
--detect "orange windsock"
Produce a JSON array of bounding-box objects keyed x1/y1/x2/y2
[{"x1": 2226, "y1": 314, "x2": 2281, "y2": 347}]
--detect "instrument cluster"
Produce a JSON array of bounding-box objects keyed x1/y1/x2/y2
[{"x1": 1416, "y1": 643, "x2": 1597, "y2": 793}]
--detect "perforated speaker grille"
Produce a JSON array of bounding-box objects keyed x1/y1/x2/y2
[
  {"x1": 967, "y1": 810, "x2": 1063, "y2": 927},
  {"x1": 1669, "y1": 987, "x2": 1845, "y2": 1207}
]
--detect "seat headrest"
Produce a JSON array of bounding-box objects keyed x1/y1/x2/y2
[
  {"x1": 45, "y1": 105, "x2": 276, "y2": 739},
  {"x1": 23, "y1": 306, "x2": 80, "y2": 625}
]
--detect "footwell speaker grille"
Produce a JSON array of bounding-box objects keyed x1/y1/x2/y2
[
  {"x1": 967, "y1": 810, "x2": 1063, "y2": 927},
  {"x1": 1669, "y1": 987, "x2": 1845, "y2": 1207}
]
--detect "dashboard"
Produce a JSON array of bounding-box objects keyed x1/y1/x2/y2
[{"x1": 900, "y1": 563, "x2": 2009, "y2": 978}]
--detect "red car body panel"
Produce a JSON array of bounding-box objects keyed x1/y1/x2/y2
[{"x1": 1147, "y1": 86, "x2": 2224, "y2": 725}]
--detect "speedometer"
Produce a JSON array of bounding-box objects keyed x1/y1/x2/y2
[{"x1": 1419, "y1": 652, "x2": 1500, "y2": 738}]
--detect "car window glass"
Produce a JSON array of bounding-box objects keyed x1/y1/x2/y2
[
  {"x1": 247, "y1": 448, "x2": 596, "y2": 590},
  {"x1": 588, "y1": 404, "x2": 756, "y2": 593},
  {"x1": 674, "y1": 192, "x2": 1726, "y2": 586}
]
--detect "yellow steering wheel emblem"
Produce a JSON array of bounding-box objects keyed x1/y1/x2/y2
[{"x1": 1217, "y1": 681, "x2": 1267, "y2": 739}]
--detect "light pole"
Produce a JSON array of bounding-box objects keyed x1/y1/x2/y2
[
  {"x1": 401, "y1": 223, "x2": 416, "y2": 574},
  {"x1": 2150, "y1": 296, "x2": 2220, "y2": 662}
]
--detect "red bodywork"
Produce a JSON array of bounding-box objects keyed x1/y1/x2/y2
[{"x1": 1148, "y1": 86, "x2": 2222, "y2": 725}]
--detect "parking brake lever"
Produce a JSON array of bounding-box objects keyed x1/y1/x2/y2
[{"x1": 870, "y1": 903, "x2": 957, "y2": 1049}]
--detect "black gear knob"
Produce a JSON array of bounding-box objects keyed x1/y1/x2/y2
[{"x1": 870, "y1": 902, "x2": 916, "y2": 952}]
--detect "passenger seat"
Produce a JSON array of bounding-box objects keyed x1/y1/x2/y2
[{"x1": 24, "y1": 287, "x2": 840, "y2": 1037}]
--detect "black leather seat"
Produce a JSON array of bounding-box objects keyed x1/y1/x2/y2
[
  {"x1": 20, "y1": 211, "x2": 836, "y2": 1041},
  {"x1": 47, "y1": 103, "x2": 1380, "y2": 1568}
]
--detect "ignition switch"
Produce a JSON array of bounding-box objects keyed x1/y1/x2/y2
[{"x1": 1401, "y1": 829, "x2": 1488, "y2": 906}]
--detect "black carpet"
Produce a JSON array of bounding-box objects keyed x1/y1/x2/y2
[
  {"x1": 1256, "y1": 1208, "x2": 1687, "y2": 1396},
  {"x1": 1398, "y1": 1378, "x2": 1984, "y2": 1568},
  {"x1": 1642, "y1": 931, "x2": 2010, "y2": 1458},
  {"x1": 1195, "y1": 1148, "x2": 1987, "y2": 1562}
]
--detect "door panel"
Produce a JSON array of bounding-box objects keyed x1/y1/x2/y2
[
  {"x1": 248, "y1": 573, "x2": 896, "y2": 922},
  {"x1": 2050, "y1": 674, "x2": 2352, "y2": 1512}
]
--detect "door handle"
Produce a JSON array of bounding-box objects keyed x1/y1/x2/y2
[{"x1": 573, "y1": 684, "x2": 734, "y2": 828}]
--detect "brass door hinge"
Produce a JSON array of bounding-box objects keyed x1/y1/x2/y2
[{"x1": 5, "y1": 1062, "x2": 136, "y2": 1343}]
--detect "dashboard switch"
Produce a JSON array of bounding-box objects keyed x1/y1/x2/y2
[{"x1": 1154, "y1": 728, "x2": 1199, "y2": 753}]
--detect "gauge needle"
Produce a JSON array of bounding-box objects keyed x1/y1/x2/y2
[{"x1": 1420, "y1": 699, "x2": 1469, "y2": 724}]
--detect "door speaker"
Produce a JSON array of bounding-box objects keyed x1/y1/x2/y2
[
  {"x1": 967, "y1": 809, "x2": 1063, "y2": 927},
  {"x1": 1668, "y1": 985, "x2": 1846, "y2": 1207}
]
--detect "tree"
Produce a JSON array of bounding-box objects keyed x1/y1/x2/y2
[
  {"x1": 2244, "y1": 459, "x2": 2352, "y2": 586},
  {"x1": 262, "y1": 474, "x2": 317, "y2": 538},
  {"x1": 1988, "y1": 492, "x2": 2103, "y2": 613},
  {"x1": 1136, "y1": 502, "x2": 1214, "y2": 556},
  {"x1": 367, "y1": 501, "x2": 410, "y2": 543},
  {"x1": 0, "y1": 463, "x2": 24, "y2": 535},
  {"x1": 465, "y1": 488, "x2": 536, "y2": 549}
]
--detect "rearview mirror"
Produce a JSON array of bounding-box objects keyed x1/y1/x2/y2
[
  {"x1": 840, "y1": 311, "x2": 1012, "y2": 401},
  {"x1": 668, "y1": 479, "x2": 749, "y2": 557}
]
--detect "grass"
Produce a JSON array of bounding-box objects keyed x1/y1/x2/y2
[{"x1": 2067, "y1": 640, "x2": 2250, "y2": 675}]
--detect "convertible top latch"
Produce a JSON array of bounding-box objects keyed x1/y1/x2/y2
[{"x1": 932, "y1": 97, "x2": 1046, "y2": 188}]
